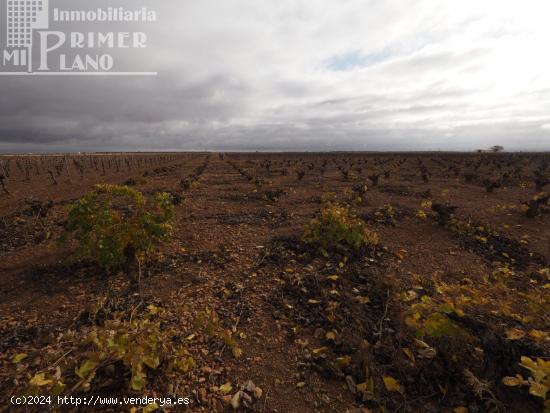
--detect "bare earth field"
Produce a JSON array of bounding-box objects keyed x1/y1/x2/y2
[{"x1": 0, "y1": 152, "x2": 548, "y2": 412}]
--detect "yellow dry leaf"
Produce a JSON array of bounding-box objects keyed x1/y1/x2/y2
[
  {"x1": 356, "y1": 296, "x2": 370, "y2": 304},
  {"x1": 356, "y1": 382, "x2": 368, "y2": 392},
  {"x1": 143, "y1": 403, "x2": 159, "y2": 413},
  {"x1": 383, "y1": 376, "x2": 401, "y2": 392},
  {"x1": 416, "y1": 210, "x2": 427, "y2": 220},
  {"x1": 29, "y1": 373, "x2": 52, "y2": 387},
  {"x1": 147, "y1": 304, "x2": 160, "y2": 314},
  {"x1": 402, "y1": 347, "x2": 415, "y2": 364},
  {"x1": 529, "y1": 382, "x2": 548, "y2": 398},
  {"x1": 505, "y1": 328, "x2": 526, "y2": 340},
  {"x1": 402, "y1": 290, "x2": 418, "y2": 302},
  {"x1": 325, "y1": 331, "x2": 337, "y2": 341},
  {"x1": 502, "y1": 376, "x2": 524, "y2": 386},
  {"x1": 335, "y1": 356, "x2": 351, "y2": 369},
  {"x1": 12, "y1": 353, "x2": 27, "y2": 364},
  {"x1": 528, "y1": 329, "x2": 549, "y2": 341},
  {"x1": 395, "y1": 250, "x2": 406, "y2": 260},
  {"x1": 312, "y1": 347, "x2": 327, "y2": 355},
  {"x1": 219, "y1": 382, "x2": 233, "y2": 395}
]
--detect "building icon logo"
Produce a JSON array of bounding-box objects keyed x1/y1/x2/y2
[
  {"x1": 1, "y1": 1, "x2": 157, "y2": 76},
  {"x1": 7, "y1": 0, "x2": 49, "y2": 47},
  {"x1": 3, "y1": 0, "x2": 49, "y2": 70}
]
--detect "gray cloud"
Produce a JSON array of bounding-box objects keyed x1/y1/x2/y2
[{"x1": 1, "y1": 0, "x2": 550, "y2": 152}]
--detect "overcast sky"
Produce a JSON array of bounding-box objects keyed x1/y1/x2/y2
[{"x1": 1, "y1": 0, "x2": 550, "y2": 152}]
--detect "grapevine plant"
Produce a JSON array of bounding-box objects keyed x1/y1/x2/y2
[
  {"x1": 22, "y1": 304, "x2": 196, "y2": 397},
  {"x1": 63, "y1": 184, "x2": 175, "y2": 273},
  {"x1": 304, "y1": 202, "x2": 379, "y2": 257}
]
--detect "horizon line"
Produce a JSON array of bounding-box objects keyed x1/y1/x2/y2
[
  {"x1": 2, "y1": 149, "x2": 550, "y2": 156},
  {"x1": 0, "y1": 72, "x2": 158, "y2": 76}
]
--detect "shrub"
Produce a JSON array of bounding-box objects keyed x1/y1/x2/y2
[
  {"x1": 76, "y1": 305, "x2": 195, "y2": 391},
  {"x1": 64, "y1": 184, "x2": 174, "y2": 273},
  {"x1": 23, "y1": 304, "x2": 195, "y2": 396},
  {"x1": 303, "y1": 203, "x2": 379, "y2": 256},
  {"x1": 405, "y1": 295, "x2": 469, "y2": 341},
  {"x1": 503, "y1": 357, "x2": 550, "y2": 407},
  {"x1": 522, "y1": 193, "x2": 550, "y2": 218},
  {"x1": 195, "y1": 308, "x2": 243, "y2": 358}
]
